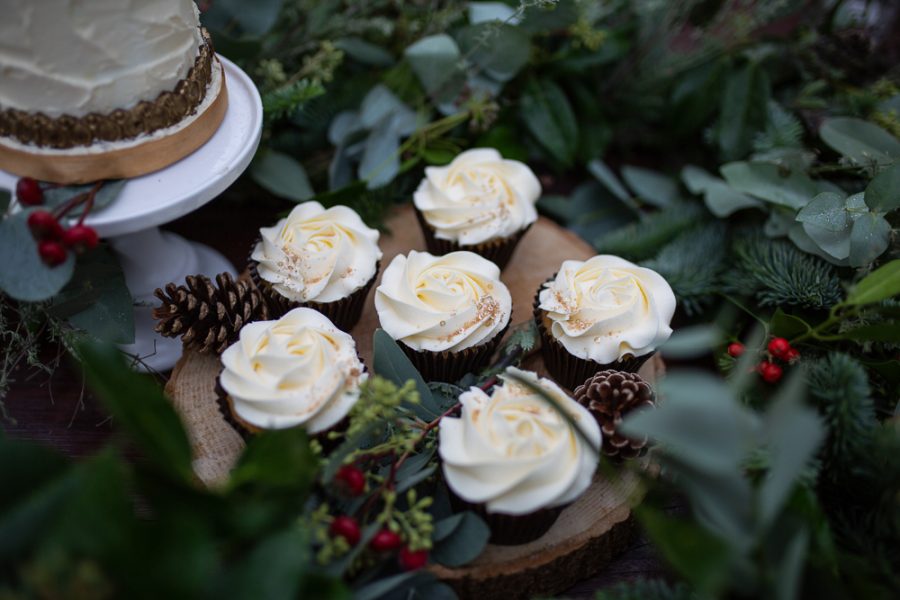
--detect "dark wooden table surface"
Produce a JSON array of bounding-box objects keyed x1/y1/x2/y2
[{"x1": 2, "y1": 179, "x2": 670, "y2": 596}]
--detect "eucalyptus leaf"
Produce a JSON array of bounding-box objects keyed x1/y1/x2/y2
[
  {"x1": 404, "y1": 34, "x2": 465, "y2": 102},
  {"x1": 661, "y1": 325, "x2": 721, "y2": 359},
  {"x1": 251, "y1": 150, "x2": 314, "y2": 202},
  {"x1": 335, "y1": 37, "x2": 394, "y2": 67},
  {"x1": 212, "y1": 0, "x2": 283, "y2": 36},
  {"x1": 431, "y1": 511, "x2": 490, "y2": 567},
  {"x1": 819, "y1": 117, "x2": 900, "y2": 167},
  {"x1": 354, "y1": 572, "x2": 423, "y2": 600},
  {"x1": 787, "y1": 224, "x2": 849, "y2": 266},
  {"x1": 395, "y1": 465, "x2": 437, "y2": 493},
  {"x1": 843, "y1": 259, "x2": 900, "y2": 306},
  {"x1": 457, "y1": 23, "x2": 530, "y2": 82},
  {"x1": 373, "y1": 329, "x2": 440, "y2": 419},
  {"x1": 720, "y1": 162, "x2": 816, "y2": 209},
  {"x1": 796, "y1": 192, "x2": 851, "y2": 259},
  {"x1": 42, "y1": 179, "x2": 125, "y2": 219},
  {"x1": 759, "y1": 372, "x2": 824, "y2": 528},
  {"x1": 359, "y1": 85, "x2": 413, "y2": 130},
  {"x1": 359, "y1": 117, "x2": 400, "y2": 189},
  {"x1": 621, "y1": 166, "x2": 678, "y2": 207},
  {"x1": 848, "y1": 212, "x2": 891, "y2": 267},
  {"x1": 468, "y1": 1, "x2": 518, "y2": 24},
  {"x1": 0, "y1": 209, "x2": 75, "y2": 302},
  {"x1": 328, "y1": 111, "x2": 362, "y2": 146},
  {"x1": 681, "y1": 165, "x2": 762, "y2": 217},
  {"x1": 0, "y1": 188, "x2": 10, "y2": 212},
  {"x1": 520, "y1": 78, "x2": 578, "y2": 167},
  {"x1": 863, "y1": 163, "x2": 900, "y2": 212}
]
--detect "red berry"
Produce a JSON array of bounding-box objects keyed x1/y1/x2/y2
[
  {"x1": 16, "y1": 177, "x2": 43, "y2": 206},
  {"x1": 758, "y1": 361, "x2": 783, "y2": 384},
  {"x1": 61, "y1": 224, "x2": 99, "y2": 253},
  {"x1": 398, "y1": 547, "x2": 428, "y2": 571},
  {"x1": 370, "y1": 529, "x2": 404, "y2": 552},
  {"x1": 38, "y1": 240, "x2": 68, "y2": 267},
  {"x1": 727, "y1": 342, "x2": 745, "y2": 358},
  {"x1": 767, "y1": 337, "x2": 791, "y2": 360},
  {"x1": 784, "y1": 348, "x2": 800, "y2": 363},
  {"x1": 27, "y1": 210, "x2": 64, "y2": 241},
  {"x1": 335, "y1": 465, "x2": 366, "y2": 496},
  {"x1": 329, "y1": 515, "x2": 361, "y2": 546}
]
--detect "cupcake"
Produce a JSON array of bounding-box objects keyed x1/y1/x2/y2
[
  {"x1": 217, "y1": 307, "x2": 365, "y2": 437},
  {"x1": 439, "y1": 367, "x2": 601, "y2": 545},
  {"x1": 249, "y1": 201, "x2": 382, "y2": 331},
  {"x1": 413, "y1": 148, "x2": 540, "y2": 269},
  {"x1": 374, "y1": 250, "x2": 511, "y2": 382},
  {"x1": 535, "y1": 255, "x2": 676, "y2": 390}
]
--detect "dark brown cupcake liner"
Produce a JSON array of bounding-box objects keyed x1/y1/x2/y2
[
  {"x1": 448, "y1": 487, "x2": 564, "y2": 545},
  {"x1": 248, "y1": 243, "x2": 378, "y2": 332},
  {"x1": 533, "y1": 276, "x2": 652, "y2": 392},
  {"x1": 399, "y1": 320, "x2": 510, "y2": 383},
  {"x1": 414, "y1": 208, "x2": 531, "y2": 270}
]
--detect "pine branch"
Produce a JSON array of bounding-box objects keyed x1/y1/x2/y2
[
  {"x1": 595, "y1": 578, "x2": 700, "y2": 600},
  {"x1": 806, "y1": 352, "x2": 877, "y2": 472},
  {"x1": 262, "y1": 79, "x2": 325, "y2": 122},
  {"x1": 595, "y1": 202, "x2": 705, "y2": 261},
  {"x1": 642, "y1": 222, "x2": 727, "y2": 316},
  {"x1": 726, "y1": 231, "x2": 843, "y2": 310},
  {"x1": 753, "y1": 101, "x2": 804, "y2": 152}
]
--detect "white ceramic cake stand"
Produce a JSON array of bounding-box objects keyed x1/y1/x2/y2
[{"x1": 0, "y1": 56, "x2": 263, "y2": 372}]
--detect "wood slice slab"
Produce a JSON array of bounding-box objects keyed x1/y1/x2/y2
[{"x1": 165, "y1": 203, "x2": 661, "y2": 596}]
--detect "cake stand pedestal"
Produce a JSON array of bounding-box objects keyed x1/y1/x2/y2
[{"x1": 0, "y1": 56, "x2": 263, "y2": 372}]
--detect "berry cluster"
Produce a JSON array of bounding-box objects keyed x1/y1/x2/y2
[
  {"x1": 727, "y1": 337, "x2": 800, "y2": 384},
  {"x1": 330, "y1": 465, "x2": 429, "y2": 571},
  {"x1": 18, "y1": 177, "x2": 101, "y2": 267}
]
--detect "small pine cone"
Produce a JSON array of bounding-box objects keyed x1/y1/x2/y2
[
  {"x1": 573, "y1": 370, "x2": 655, "y2": 460},
  {"x1": 152, "y1": 272, "x2": 270, "y2": 355}
]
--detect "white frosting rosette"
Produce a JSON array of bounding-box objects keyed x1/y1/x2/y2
[
  {"x1": 219, "y1": 308, "x2": 365, "y2": 432},
  {"x1": 374, "y1": 250, "x2": 512, "y2": 353},
  {"x1": 251, "y1": 201, "x2": 382, "y2": 304},
  {"x1": 439, "y1": 367, "x2": 601, "y2": 515},
  {"x1": 413, "y1": 148, "x2": 541, "y2": 245},
  {"x1": 538, "y1": 255, "x2": 676, "y2": 363}
]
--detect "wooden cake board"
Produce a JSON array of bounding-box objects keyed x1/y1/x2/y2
[{"x1": 165, "y1": 204, "x2": 661, "y2": 598}]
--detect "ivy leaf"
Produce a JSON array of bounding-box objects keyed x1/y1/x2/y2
[
  {"x1": 404, "y1": 34, "x2": 465, "y2": 103},
  {"x1": 373, "y1": 329, "x2": 441, "y2": 420},
  {"x1": 720, "y1": 162, "x2": 816, "y2": 209},
  {"x1": 79, "y1": 341, "x2": 194, "y2": 483},
  {"x1": 848, "y1": 212, "x2": 891, "y2": 267},
  {"x1": 621, "y1": 166, "x2": 678, "y2": 207},
  {"x1": 863, "y1": 163, "x2": 900, "y2": 212},
  {"x1": 681, "y1": 165, "x2": 762, "y2": 217},
  {"x1": 0, "y1": 209, "x2": 75, "y2": 302},
  {"x1": 819, "y1": 117, "x2": 900, "y2": 167},
  {"x1": 520, "y1": 78, "x2": 578, "y2": 167},
  {"x1": 431, "y1": 511, "x2": 491, "y2": 567},
  {"x1": 769, "y1": 309, "x2": 811, "y2": 339},
  {"x1": 843, "y1": 259, "x2": 900, "y2": 306},
  {"x1": 251, "y1": 150, "x2": 314, "y2": 202},
  {"x1": 48, "y1": 245, "x2": 134, "y2": 343}
]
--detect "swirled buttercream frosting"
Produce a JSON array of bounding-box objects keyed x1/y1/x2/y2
[
  {"x1": 439, "y1": 367, "x2": 601, "y2": 515},
  {"x1": 252, "y1": 202, "x2": 382, "y2": 304},
  {"x1": 538, "y1": 255, "x2": 676, "y2": 364},
  {"x1": 413, "y1": 148, "x2": 540, "y2": 245},
  {"x1": 219, "y1": 308, "x2": 365, "y2": 432},
  {"x1": 374, "y1": 250, "x2": 511, "y2": 353}
]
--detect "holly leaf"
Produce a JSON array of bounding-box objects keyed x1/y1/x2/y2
[
  {"x1": 0, "y1": 209, "x2": 75, "y2": 301},
  {"x1": 843, "y1": 259, "x2": 900, "y2": 306}
]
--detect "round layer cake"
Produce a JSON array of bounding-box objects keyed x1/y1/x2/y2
[{"x1": 0, "y1": 0, "x2": 228, "y2": 183}]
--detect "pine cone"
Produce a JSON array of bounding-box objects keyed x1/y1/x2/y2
[
  {"x1": 573, "y1": 370, "x2": 655, "y2": 460},
  {"x1": 152, "y1": 272, "x2": 270, "y2": 355}
]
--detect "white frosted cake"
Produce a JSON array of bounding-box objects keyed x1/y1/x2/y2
[{"x1": 0, "y1": 0, "x2": 227, "y2": 182}]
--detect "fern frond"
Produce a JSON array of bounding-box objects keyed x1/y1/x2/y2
[
  {"x1": 753, "y1": 100, "x2": 804, "y2": 152},
  {"x1": 643, "y1": 222, "x2": 727, "y2": 316},
  {"x1": 726, "y1": 231, "x2": 842, "y2": 310},
  {"x1": 595, "y1": 202, "x2": 705, "y2": 261}
]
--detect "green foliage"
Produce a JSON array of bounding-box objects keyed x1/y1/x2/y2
[
  {"x1": 728, "y1": 232, "x2": 843, "y2": 310},
  {"x1": 806, "y1": 353, "x2": 877, "y2": 471},
  {"x1": 0, "y1": 209, "x2": 75, "y2": 302},
  {"x1": 643, "y1": 222, "x2": 727, "y2": 316},
  {"x1": 595, "y1": 202, "x2": 705, "y2": 261},
  {"x1": 594, "y1": 579, "x2": 700, "y2": 600},
  {"x1": 754, "y1": 101, "x2": 804, "y2": 153}
]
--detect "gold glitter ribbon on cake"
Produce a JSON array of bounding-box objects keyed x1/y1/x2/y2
[{"x1": 0, "y1": 29, "x2": 215, "y2": 150}]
